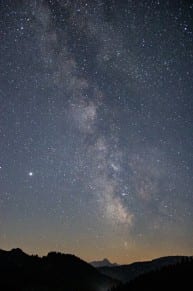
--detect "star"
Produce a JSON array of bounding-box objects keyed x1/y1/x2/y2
[
  {"x1": 28, "y1": 172, "x2": 34, "y2": 177},
  {"x1": 111, "y1": 163, "x2": 119, "y2": 172},
  {"x1": 121, "y1": 193, "x2": 129, "y2": 197}
]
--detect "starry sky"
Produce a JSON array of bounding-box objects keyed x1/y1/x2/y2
[{"x1": 0, "y1": 0, "x2": 193, "y2": 264}]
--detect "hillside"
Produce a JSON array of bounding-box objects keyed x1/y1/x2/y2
[
  {"x1": 0, "y1": 248, "x2": 118, "y2": 291},
  {"x1": 99, "y1": 256, "x2": 189, "y2": 283},
  {"x1": 111, "y1": 257, "x2": 193, "y2": 291}
]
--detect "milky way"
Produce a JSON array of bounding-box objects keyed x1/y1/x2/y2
[{"x1": 0, "y1": 0, "x2": 193, "y2": 263}]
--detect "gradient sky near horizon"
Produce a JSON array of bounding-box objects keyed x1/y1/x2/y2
[{"x1": 0, "y1": 0, "x2": 193, "y2": 264}]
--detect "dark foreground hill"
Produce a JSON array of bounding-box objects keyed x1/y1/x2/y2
[
  {"x1": 99, "y1": 255, "x2": 190, "y2": 283},
  {"x1": 111, "y1": 257, "x2": 193, "y2": 291},
  {"x1": 0, "y1": 248, "x2": 118, "y2": 291}
]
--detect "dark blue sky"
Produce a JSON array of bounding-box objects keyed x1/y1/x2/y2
[{"x1": 0, "y1": 0, "x2": 193, "y2": 263}]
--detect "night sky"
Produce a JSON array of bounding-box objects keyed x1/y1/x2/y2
[{"x1": 0, "y1": 0, "x2": 193, "y2": 264}]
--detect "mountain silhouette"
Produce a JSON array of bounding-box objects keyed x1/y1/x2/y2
[
  {"x1": 111, "y1": 257, "x2": 193, "y2": 291},
  {"x1": 90, "y1": 258, "x2": 118, "y2": 268},
  {"x1": 0, "y1": 249, "x2": 118, "y2": 291},
  {"x1": 99, "y1": 256, "x2": 190, "y2": 283},
  {"x1": 1, "y1": 249, "x2": 192, "y2": 291}
]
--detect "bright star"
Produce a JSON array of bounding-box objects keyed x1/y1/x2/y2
[
  {"x1": 28, "y1": 172, "x2": 34, "y2": 176},
  {"x1": 121, "y1": 193, "x2": 129, "y2": 197}
]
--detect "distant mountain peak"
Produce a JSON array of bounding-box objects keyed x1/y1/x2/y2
[
  {"x1": 102, "y1": 258, "x2": 111, "y2": 263},
  {"x1": 90, "y1": 258, "x2": 118, "y2": 268}
]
